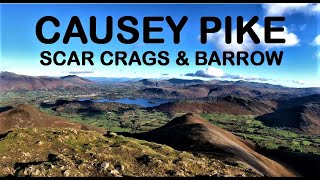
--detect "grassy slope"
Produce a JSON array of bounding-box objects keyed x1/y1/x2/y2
[{"x1": 0, "y1": 128, "x2": 258, "y2": 177}]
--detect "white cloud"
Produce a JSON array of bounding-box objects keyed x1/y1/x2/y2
[
  {"x1": 186, "y1": 67, "x2": 225, "y2": 78},
  {"x1": 206, "y1": 29, "x2": 254, "y2": 52},
  {"x1": 313, "y1": 35, "x2": 320, "y2": 45},
  {"x1": 292, "y1": 80, "x2": 305, "y2": 85},
  {"x1": 263, "y1": 3, "x2": 320, "y2": 16},
  {"x1": 252, "y1": 23, "x2": 300, "y2": 49},
  {"x1": 185, "y1": 69, "x2": 319, "y2": 87},
  {"x1": 311, "y1": 3, "x2": 320, "y2": 12},
  {"x1": 240, "y1": 75, "x2": 269, "y2": 81},
  {"x1": 205, "y1": 22, "x2": 299, "y2": 52},
  {"x1": 68, "y1": 70, "x2": 95, "y2": 75},
  {"x1": 312, "y1": 35, "x2": 320, "y2": 60},
  {"x1": 185, "y1": 67, "x2": 270, "y2": 82},
  {"x1": 290, "y1": 80, "x2": 320, "y2": 88}
]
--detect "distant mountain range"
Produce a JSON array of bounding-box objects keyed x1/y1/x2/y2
[
  {"x1": 153, "y1": 95, "x2": 277, "y2": 116},
  {"x1": 135, "y1": 78, "x2": 286, "y2": 89},
  {"x1": 1, "y1": 72, "x2": 319, "y2": 99},
  {"x1": 133, "y1": 78, "x2": 319, "y2": 100},
  {"x1": 0, "y1": 72, "x2": 94, "y2": 91}
]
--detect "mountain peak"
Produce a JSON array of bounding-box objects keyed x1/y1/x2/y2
[
  {"x1": 131, "y1": 114, "x2": 297, "y2": 177},
  {"x1": 60, "y1": 75, "x2": 93, "y2": 84}
]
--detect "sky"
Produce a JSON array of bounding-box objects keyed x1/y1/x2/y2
[{"x1": 0, "y1": 3, "x2": 320, "y2": 87}]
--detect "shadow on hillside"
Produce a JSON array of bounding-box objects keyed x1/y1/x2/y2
[
  {"x1": 78, "y1": 107, "x2": 104, "y2": 118},
  {"x1": 0, "y1": 106, "x2": 13, "y2": 113},
  {"x1": 255, "y1": 94, "x2": 320, "y2": 126},
  {"x1": 255, "y1": 108, "x2": 301, "y2": 128},
  {"x1": 257, "y1": 148, "x2": 320, "y2": 177},
  {"x1": 0, "y1": 130, "x2": 13, "y2": 140},
  {"x1": 119, "y1": 130, "x2": 320, "y2": 177},
  {"x1": 40, "y1": 99, "x2": 140, "y2": 119},
  {"x1": 275, "y1": 94, "x2": 320, "y2": 110},
  {"x1": 40, "y1": 99, "x2": 104, "y2": 118},
  {"x1": 40, "y1": 99, "x2": 95, "y2": 108}
]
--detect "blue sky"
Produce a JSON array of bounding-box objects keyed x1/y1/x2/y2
[{"x1": 0, "y1": 3, "x2": 319, "y2": 87}]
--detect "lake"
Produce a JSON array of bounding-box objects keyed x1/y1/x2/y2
[{"x1": 78, "y1": 97, "x2": 172, "y2": 107}]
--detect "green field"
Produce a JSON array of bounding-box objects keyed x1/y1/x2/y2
[
  {"x1": 201, "y1": 113, "x2": 320, "y2": 155},
  {"x1": 39, "y1": 105, "x2": 170, "y2": 133}
]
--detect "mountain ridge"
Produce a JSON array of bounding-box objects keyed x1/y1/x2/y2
[
  {"x1": 124, "y1": 113, "x2": 298, "y2": 177},
  {"x1": 0, "y1": 104, "x2": 105, "y2": 134},
  {"x1": 0, "y1": 72, "x2": 94, "y2": 91}
]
